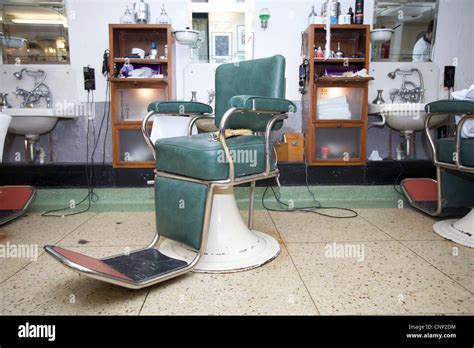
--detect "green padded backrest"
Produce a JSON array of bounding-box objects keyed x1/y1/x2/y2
[{"x1": 214, "y1": 55, "x2": 286, "y2": 132}]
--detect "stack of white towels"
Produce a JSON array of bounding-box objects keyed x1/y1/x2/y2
[
  {"x1": 317, "y1": 96, "x2": 352, "y2": 120},
  {"x1": 453, "y1": 84, "x2": 474, "y2": 139}
]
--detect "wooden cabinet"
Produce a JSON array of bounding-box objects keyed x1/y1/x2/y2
[
  {"x1": 302, "y1": 24, "x2": 372, "y2": 166},
  {"x1": 109, "y1": 24, "x2": 174, "y2": 168}
]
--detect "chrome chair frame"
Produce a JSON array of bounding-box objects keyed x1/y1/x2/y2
[
  {"x1": 401, "y1": 111, "x2": 474, "y2": 217},
  {"x1": 141, "y1": 107, "x2": 288, "y2": 226}
]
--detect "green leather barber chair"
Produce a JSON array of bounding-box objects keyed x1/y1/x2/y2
[
  {"x1": 44, "y1": 55, "x2": 296, "y2": 288},
  {"x1": 401, "y1": 100, "x2": 474, "y2": 248}
]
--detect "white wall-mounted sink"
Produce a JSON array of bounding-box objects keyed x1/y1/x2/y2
[
  {"x1": 369, "y1": 103, "x2": 446, "y2": 132},
  {"x1": 0, "y1": 108, "x2": 77, "y2": 139}
]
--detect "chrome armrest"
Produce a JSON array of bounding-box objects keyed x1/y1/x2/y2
[
  {"x1": 425, "y1": 112, "x2": 474, "y2": 174},
  {"x1": 142, "y1": 111, "x2": 157, "y2": 159},
  {"x1": 218, "y1": 107, "x2": 289, "y2": 183}
]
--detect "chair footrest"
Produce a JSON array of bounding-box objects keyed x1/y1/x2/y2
[
  {"x1": 401, "y1": 178, "x2": 469, "y2": 217},
  {"x1": 45, "y1": 246, "x2": 189, "y2": 286}
]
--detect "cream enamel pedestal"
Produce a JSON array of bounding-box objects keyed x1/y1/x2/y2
[
  {"x1": 159, "y1": 186, "x2": 280, "y2": 272},
  {"x1": 433, "y1": 209, "x2": 474, "y2": 248}
]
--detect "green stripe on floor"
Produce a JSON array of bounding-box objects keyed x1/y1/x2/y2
[{"x1": 27, "y1": 186, "x2": 408, "y2": 214}]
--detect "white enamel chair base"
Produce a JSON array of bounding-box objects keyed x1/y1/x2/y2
[
  {"x1": 433, "y1": 209, "x2": 474, "y2": 248},
  {"x1": 159, "y1": 186, "x2": 280, "y2": 273}
]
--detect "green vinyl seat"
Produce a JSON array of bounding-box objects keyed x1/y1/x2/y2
[
  {"x1": 425, "y1": 100, "x2": 474, "y2": 114},
  {"x1": 436, "y1": 137, "x2": 474, "y2": 167},
  {"x1": 155, "y1": 134, "x2": 275, "y2": 181},
  {"x1": 148, "y1": 101, "x2": 213, "y2": 114}
]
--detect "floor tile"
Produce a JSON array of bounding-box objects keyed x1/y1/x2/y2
[
  {"x1": 0, "y1": 213, "x2": 95, "y2": 283},
  {"x1": 286, "y1": 241, "x2": 474, "y2": 315},
  {"x1": 0, "y1": 246, "x2": 148, "y2": 315},
  {"x1": 269, "y1": 210, "x2": 392, "y2": 243},
  {"x1": 358, "y1": 208, "x2": 442, "y2": 241},
  {"x1": 140, "y1": 246, "x2": 318, "y2": 315},
  {"x1": 59, "y1": 212, "x2": 156, "y2": 247},
  {"x1": 0, "y1": 213, "x2": 95, "y2": 246},
  {"x1": 402, "y1": 240, "x2": 474, "y2": 293},
  {"x1": 0, "y1": 258, "x2": 32, "y2": 284},
  {"x1": 240, "y1": 210, "x2": 282, "y2": 242}
]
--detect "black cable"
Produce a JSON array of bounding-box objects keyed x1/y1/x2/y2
[
  {"x1": 262, "y1": 185, "x2": 358, "y2": 218},
  {"x1": 262, "y1": 135, "x2": 357, "y2": 219},
  {"x1": 42, "y1": 82, "x2": 110, "y2": 217},
  {"x1": 393, "y1": 160, "x2": 404, "y2": 195}
]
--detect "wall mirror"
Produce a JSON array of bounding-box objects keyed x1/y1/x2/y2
[
  {"x1": 189, "y1": 0, "x2": 254, "y2": 63},
  {"x1": 0, "y1": 0, "x2": 69, "y2": 64},
  {"x1": 372, "y1": 0, "x2": 438, "y2": 62}
]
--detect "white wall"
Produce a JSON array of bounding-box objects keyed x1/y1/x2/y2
[
  {"x1": 253, "y1": 0, "x2": 374, "y2": 100},
  {"x1": 65, "y1": 0, "x2": 191, "y2": 102},
  {"x1": 433, "y1": 0, "x2": 474, "y2": 98}
]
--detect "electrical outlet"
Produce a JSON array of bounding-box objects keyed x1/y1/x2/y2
[
  {"x1": 443, "y1": 66, "x2": 455, "y2": 89},
  {"x1": 83, "y1": 66, "x2": 95, "y2": 91}
]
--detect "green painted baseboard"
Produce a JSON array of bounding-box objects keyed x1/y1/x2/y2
[{"x1": 27, "y1": 185, "x2": 408, "y2": 214}]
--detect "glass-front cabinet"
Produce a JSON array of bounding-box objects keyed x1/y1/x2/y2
[
  {"x1": 302, "y1": 24, "x2": 372, "y2": 166},
  {"x1": 109, "y1": 24, "x2": 174, "y2": 168}
]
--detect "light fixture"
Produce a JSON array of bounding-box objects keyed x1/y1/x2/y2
[
  {"x1": 259, "y1": 8, "x2": 270, "y2": 30},
  {"x1": 11, "y1": 18, "x2": 67, "y2": 25}
]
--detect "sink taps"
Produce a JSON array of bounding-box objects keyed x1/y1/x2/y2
[
  {"x1": 386, "y1": 68, "x2": 424, "y2": 103},
  {"x1": 13, "y1": 69, "x2": 52, "y2": 108}
]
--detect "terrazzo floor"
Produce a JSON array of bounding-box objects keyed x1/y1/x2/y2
[{"x1": 0, "y1": 208, "x2": 472, "y2": 315}]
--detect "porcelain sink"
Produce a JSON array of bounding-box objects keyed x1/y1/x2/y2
[
  {"x1": 369, "y1": 103, "x2": 446, "y2": 132},
  {"x1": 0, "y1": 108, "x2": 77, "y2": 139}
]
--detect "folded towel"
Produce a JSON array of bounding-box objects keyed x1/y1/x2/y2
[
  {"x1": 318, "y1": 111, "x2": 352, "y2": 120},
  {"x1": 452, "y1": 84, "x2": 474, "y2": 101},
  {"x1": 318, "y1": 96, "x2": 348, "y2": 105},
  {"x1": 317, "y1": 103, "x2": 350, "y2": 111},
  {"x1": 318, "y1": 106, "x2": 351, "y2": 116},
  {"x1": 453, "y1": 84, "x2": 474, "y2": 138},
  {"x1": 455, "y1": 115, "x2": 474, "y2": 139}
]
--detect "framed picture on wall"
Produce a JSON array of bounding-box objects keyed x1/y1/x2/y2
[
  {"x1": 211, "y1": 32, "x2": 232, "y2": 60},
  {"x1": 237, "y1": 25, "x2": 245, "y2": 52}
]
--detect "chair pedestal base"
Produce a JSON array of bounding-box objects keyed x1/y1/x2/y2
[
  {"x1": 159, "y1": 186, "x2": 280, "y2": 273},
  {"x1": 433, "y1": 208, "x2": 474, "y2": 248}
]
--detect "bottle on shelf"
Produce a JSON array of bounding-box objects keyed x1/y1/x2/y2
[
  {"x1": 308, "y1": 6, "x2": 318, "y2": 25},
  {"x1": 348, "y1": 6, "x2": 354, "y2": 24},
  {"x1": 354, "y1": 0, "x2": 364, "y2": 24}
]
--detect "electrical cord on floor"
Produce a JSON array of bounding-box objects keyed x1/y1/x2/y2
[
  {"x1": 393, "y1": 160, "x2": 405, "y2": 196},
  {"x1": 42, "y1": 83, "x2": 110, "y2": 217},
  {"x1": 262, "y1": 136, "x2": 358, "y2": 219}
]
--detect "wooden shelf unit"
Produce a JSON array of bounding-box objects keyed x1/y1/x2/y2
[
  {"x1": 302, "y1": 24, "x2": 371, "y2": 166},
  {"x1": 109, "y1": 24, "x2": 174, "y2": 168}
]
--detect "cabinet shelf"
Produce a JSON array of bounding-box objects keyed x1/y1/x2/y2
[
  {"x1": 109, "y1": 77, "x2": 168, "y2": 84},
  {"x1": 314, "y1": 58, "x2": 366, "y2": 63},
  {"x1": 316, "y1": 76, "x2": 374, "y2": 83},
  {"x1": 113, "y1": 58, "x2": 168, "y2": 64},
  {"x1": 109, "y1": 24, "x2": 173, "y2": 169},
  {"x1": 302, "y1": 24, "x2": 371, "y2": 166}
]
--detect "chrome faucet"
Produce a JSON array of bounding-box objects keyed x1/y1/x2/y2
[
  {"x1": 13, "y1": 69, "x2": 52, "y2": 108},
  {"x1": 386, "y1": 68, "x2": 424, "y2": 103}
]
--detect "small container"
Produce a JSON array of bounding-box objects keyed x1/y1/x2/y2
[
  {"x1": 354, "y1": 0, "x2": 364, "y2": 24},
  {"x1": 120, "y1": 5, "x2": 134, "y2": 24},
  {"x1": 396, "y1": 144, "x2": 404, "y2": 161},
  {"x1": 315, "y1": 46, "x2": 324, "y2": 59},
  {"x1": 321, "y1": 146, "x2": 331, "y2": 159},
  {"x1": 308, "y1": 6, "x2": 318, "y2": 25},
  {"x1": 372, "y1": 90, "x2": 385, "y2": 105}
]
